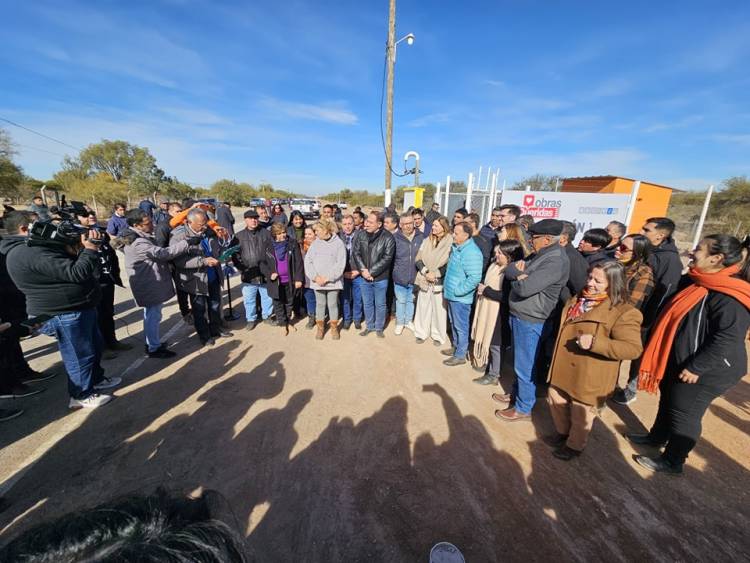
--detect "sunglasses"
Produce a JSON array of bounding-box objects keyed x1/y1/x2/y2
[{"x1": 617, "y1": 244, "x2": 632, "y2": 252}]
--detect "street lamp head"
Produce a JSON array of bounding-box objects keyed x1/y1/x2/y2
[{"x1": 406, "y1": 33, "x2": 415, "y2": 45}]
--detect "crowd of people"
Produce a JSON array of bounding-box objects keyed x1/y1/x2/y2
[{"x1": 1, "y1": 195, "x2": 749, "y2": 477}]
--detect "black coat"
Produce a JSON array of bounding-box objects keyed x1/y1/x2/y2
[
  {"x1": 645, "y1": 238, "x2": 684, "y2": 327},
  {"x1": 97, "y1": 234, "x2": 123, "y2": 287},
  {"x1": 666, "y1": 281, "x2": 750, "y2": 388},
  {"x1": 473, "y1": 235, "x2": 492, "y2": 272},
  {"x1": 260, "y1": 241, "x2": 304, "y2": 300},
  {"x1": 560, "y1": 243, "x2": 589, "y2": 304},
  {"x1": 352, "y1": 228, "x2": 395, "y2": 282},
  {"x1": 0, "y1": 235, "x2": 28, "y2": 322},
  {"x1": 581, "y1": 248, "x2": 609, "y2": 267},
  {"x1": 154, "y1": 220, "x2": 174, "y2": 248},
  {"x1": 233, "y1": 227, "x2": 273, "y2": 284}
]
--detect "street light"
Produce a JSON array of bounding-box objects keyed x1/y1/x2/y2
[{"x1": 383, "y1": 0, "x2": 415, "y2": 207}]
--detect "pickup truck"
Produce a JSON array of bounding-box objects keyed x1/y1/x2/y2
[{"x1": 290, "y1": 198, "x2": 320, "y2": 220}]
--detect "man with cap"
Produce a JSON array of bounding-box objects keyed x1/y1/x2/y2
[
  {"x1": 233, "y1": 209, "x2": 274, "y2": 329},
  {"x1": 496, "y1": 218, "x2": 570, "y2": 421}
]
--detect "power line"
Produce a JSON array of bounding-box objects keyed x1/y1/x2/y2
[
  {"x1": 0, "y1": 117, "x2": 82, "y2": 152},
  {"x1": 16, "y1": 143, "x2": 68, "y2": 158},
  {"x1": 379, "y1": 49, "x2": 409, "y2": 178}
]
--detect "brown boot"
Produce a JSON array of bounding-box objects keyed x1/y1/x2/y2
[
  {"x1": 315, "y1": 320, "x2": 325, "y2": 340},
  {"x1": 329, "y1": 319, "x2": 340, "y2": 340}
]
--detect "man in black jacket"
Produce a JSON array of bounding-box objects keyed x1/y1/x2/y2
[
  {"x1": 352, "y1": 211, "x2": 395, "y2": 337},
  {"x1": 613, "y1": 216, "x2": 684, "y2": 405},
  {"x1": 558, "y1": 221, "x2": 588, "y2": 304},
  {"x1": 6, "y1": 221, "x2": 120, "y2": 409},
  {"x1": 0, "y1": 212, "x2": 55, "y2": 404},
  {"x1": 465, "y1": 213, "x2": 492, "y2": 272},
  {"x1": 76, "y1": 209, "x2": 131, "y2": 355},
  {"x1": 234, "y1": 209, "x2": 274, "y2": 330}
]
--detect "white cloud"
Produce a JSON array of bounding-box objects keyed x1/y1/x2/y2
[
  {"x1": 408, "y1": 112, "x2": 451, "y2": 128},
  {"x1": 259, "y1": 98, "x2": 358, "y2": 125},
  {"x1": 509, "y1": 149, "x2": 648, "y2": 179},
  {"x1": 708, "y1": 133, "x2": 750, "y2": 145},
  {"x1": 589, "y1": 77, "x2": 632, "y2": 98}
]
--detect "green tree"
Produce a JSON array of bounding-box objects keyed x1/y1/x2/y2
[
  {"x1": 209, "y1": 179, "x2": 256, "y2": 205},
  {"x1": 511, "y1": 174, "x2": 562, "y2": 191},
  {"x1": 0, "y1": 127, "x2": 24, "y2": 200}
]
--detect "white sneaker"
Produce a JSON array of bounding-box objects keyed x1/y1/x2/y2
[
  {"x1": 69, "y1": 393, "x2": 113, "y2": 409},
  {"x1": 94, "y1": 377, "x2": 122, "y2": 391},
  {"x1": 406, "y1": 322, "x2": 415, "y2": 333},
  {"x1": 394, "y1": 325, "x2": 404, "y2": 335}
]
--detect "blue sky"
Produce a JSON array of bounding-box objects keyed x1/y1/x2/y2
[{"x1": 1, "y1": 0, "x2": 749, "y2": 194}]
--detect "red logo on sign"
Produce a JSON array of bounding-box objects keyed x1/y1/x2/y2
[
  {"x1": 520, "y1": 195, "x2": 561, "y2": 218},
  {"x1": 523, "y1": 194, "x2": 535, "y2": 207}
]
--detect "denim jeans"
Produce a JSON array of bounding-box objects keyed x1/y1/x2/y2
[
  {"x1": 41, "y1": 308, "x2": 104, "y2": 399},
  {"x1": 510, "y1": 315, "x2": 553, "y2": 415},
  {"x1": 242, "y1": 282, "x2": 272, "y2": 322},
  {"x1": 394, "y1": 283, "x2": 415, "y2": 326},
  {"x1": 361, "y1": 278, "x2": 388, "y2": 331},
  {"x1": 143, "y1": 304, "x2": 163, "y2": 352},
  {"x1": 191, "y1": 280, "x2": 223, "y2": 343},
  {"x1": 447, "y1": 300, "x2": 471, "y2": 359},
  {"x1": 304, "y1": 288, "x2": 316, "y2": 316},
  {"x1": 340, "y1": 276, "x2": 364, "y2": 323}
]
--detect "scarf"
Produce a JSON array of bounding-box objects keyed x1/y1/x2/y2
[
  {"x1": 414, "y1": 234, "x2": 453, "y2": 292},
  {"x1": 272, "y1": 239, "x2": 288, "y2": 260},
  {"x1": 638, "y1": 264, "x2": 750, "y2": 393},
  {"x1": 566, "y1": 288, "x2": 608, "y2": 321},
  {"x1": 471, "y1": 263, "x2": 504, "y2": 368}
]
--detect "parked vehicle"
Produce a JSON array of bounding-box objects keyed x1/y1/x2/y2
[
  {"x1": 248, "y1": 197, "x2": 266, "y2": 208},
  {"x1": 290, "y1": 198, "x2": 320, "y2": 220}
]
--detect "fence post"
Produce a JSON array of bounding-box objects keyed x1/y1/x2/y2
[
  {"x1": 691, "y1": 185, "x2": 715, "y2": 250},
  {"x1": 435, "y1": 182, "x2": 441, "y2": 209},
  {"x1": 444, "y1": 176, "x2": 451, "y2": 215},
  {"x1": 466, "y1": 173, "x2": 474, "y2": 212}
]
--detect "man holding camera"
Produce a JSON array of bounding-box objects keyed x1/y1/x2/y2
[
  {"x1": 76, "y1": 208, "x2": 132, "y2": 356},
  {"x1": 6, "y1": 220, "x2": 121, "y2": 409}
]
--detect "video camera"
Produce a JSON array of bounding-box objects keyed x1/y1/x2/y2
[{"x1": 33, "y1": 200, "x2": 106, "y2": 248}]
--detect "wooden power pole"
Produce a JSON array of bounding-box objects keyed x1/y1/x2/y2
[{"x1": 384, "y1": 0, "x2": 396, "y2": 207}]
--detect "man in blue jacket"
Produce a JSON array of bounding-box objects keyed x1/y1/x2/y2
[{"x1": 442, "y1": 222, "x2": 484, "y2": 366}]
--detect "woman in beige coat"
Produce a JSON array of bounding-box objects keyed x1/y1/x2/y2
[
  {"x1": 413, "y1": 216, "x2": 453, "y2": 345},
  {"x1": 546, "y1": 261, "x2": 643, "y2": 461}
]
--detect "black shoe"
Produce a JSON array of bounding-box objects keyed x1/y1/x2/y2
[
  {"x1": 0, "y1": 383, "x2": 45, "y2": 399},
  {"x1": 246, "y1": 321, "x2": 258, "y2": 331},
  {"x1": 148, "y1": 348, "x2": 177, "y2": 359},
  {"x1": 542, "y1": 433, "x2": 568, "y2": 448},
  {"x1": 553, "y1": 445, "x2": 582, "y2": 461},
  {"x1": 359, "y1": 329, "x2": 373, "y2": 337},
  {"x1": 263, "y1": 318, "x2": 275, "y2": 326},
  {"x1": 202, "y1": 338, "x2": 216, "y2": 348},
  {"x1": 443, "y1": 357, "x2": 466, "y2": 367},
  {"x1": 376, "y1": 331, "x2": 385, "y2": 339},
  {"x1": 472, "y1": 364, "x2": 487, "y2": 374},
  {"x1": 415, "y1": 337, "x2": 425, "y2": 344},
  {"x1": 306, "y1": 316, "x2": 316, "y2": 329},
  {"x1": 20, "y1": 371, "x2": 57, "y2": 384},
  {"x1": 624, "y1": 433, "x2": 666, "y2": 447},
  {"x1": 354, "y1": 321, "x2": 362, "y2": 330},
  {"x1": 633, "y1": 455, "x2": 683, "y2": 475},
  {"x1": 472, "y1": 374, "x2": 498, "y2": 386},
  {"x1": 611, "y1": 388, "x2": 637, "y2": 405},
  {"x1": 0, "y1": 408, "x2": 24, "y2": 422},
  {"x1": 440, "y1": 347, "x2": 456, "y2": 357},
  {"x1": 217, "y1": 330, "x2": 234, "y2": 338}
]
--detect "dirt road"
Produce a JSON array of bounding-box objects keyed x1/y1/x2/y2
[{"x1": 1, "y1": 275, "x2": 748, "y2": 561}]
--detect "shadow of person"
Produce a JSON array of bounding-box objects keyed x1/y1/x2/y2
[{"x1": 0, "y1": 340, "x2": 248, "y2": 536}]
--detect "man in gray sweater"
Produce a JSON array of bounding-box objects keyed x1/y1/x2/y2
[{"x1": 496, "y1": 219, "x2": 569, "y2": 422}]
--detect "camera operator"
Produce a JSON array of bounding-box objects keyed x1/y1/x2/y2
[
  {"x1": 75, "y1": 209, "x2": 132, "y2": 356},
  {"x1": 6, "y1": 220, "x2": 122, "y2": 409}
]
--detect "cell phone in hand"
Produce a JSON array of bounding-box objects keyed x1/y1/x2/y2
[{"x1": 21, "y1": 314, "x2": 52, "y2": 329}]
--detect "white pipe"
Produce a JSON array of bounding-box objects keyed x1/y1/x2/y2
[
  {"x1": 466, "y1": 172, "x2": 474, "y2": 212},
  {"x1": 624, "y1": 180, "x2": 641, "y2": 230},
  {"x1": 444, "y1": 175, "x2": 451, "y2": 214},
  {"x1": 484, "y1": 167, "x2": 491, "y2": 191},
  {"x1": 692, "y1": 185, "x2": 715, "y2": 250},
  {"x1": 435, "y1": 182, "x2": 441, "y2": 210}
]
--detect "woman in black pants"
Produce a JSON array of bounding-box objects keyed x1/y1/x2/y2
[{"x1": 627, "y1": 234, "x2": 750, "y2": 475}]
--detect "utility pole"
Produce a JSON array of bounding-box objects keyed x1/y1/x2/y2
[{"x1": 384, "y1": 0, "x2": 396, "y2": 207}]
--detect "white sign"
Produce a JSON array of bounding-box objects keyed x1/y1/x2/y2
[{"x1": 499, "y1": 191, "x2": 631, "y2": 243}]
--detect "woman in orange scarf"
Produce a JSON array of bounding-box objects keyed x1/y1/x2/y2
[{"x1": 627, "y1": 234, "x2": 750, "y2": 475}]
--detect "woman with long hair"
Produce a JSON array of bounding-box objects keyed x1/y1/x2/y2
[
  {"x1": 542, "y1": 261, "x2": 643, "y2": 461},
  {"x1": 271, "y1": 203, "x2": 288, "y2": 226},
  {"x1": 299, "y1": 225, "x2": 317, "y2": 328},
  {"x1": 262, "y1": 223, "x2": 304, "y2": 335},
  {"x1": 413, "y1": 216, "x2": 453, "y2": 345},
  {"x1": 286, "y1": 210, "x2": 307, "y2": 244},
  {"x1": 614, "y1": 234, "x2": 655, "y2": 310},
  {"x1": 471, "y1": 239, "x2": 525, "y2": 386},
  {"x1": 627, "y1": 234, "x2": 750, "y2": 475},
  {"x1": 498, "y1": 223, "x2": 532, "y2": 257},
  {"x1": 304, "y1": 218, "x2": 346, "y2": 340}
]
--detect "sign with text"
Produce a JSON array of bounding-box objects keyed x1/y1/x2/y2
[{"x1": 499, "y1": 191, "x2": 632, "y2": 243}]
